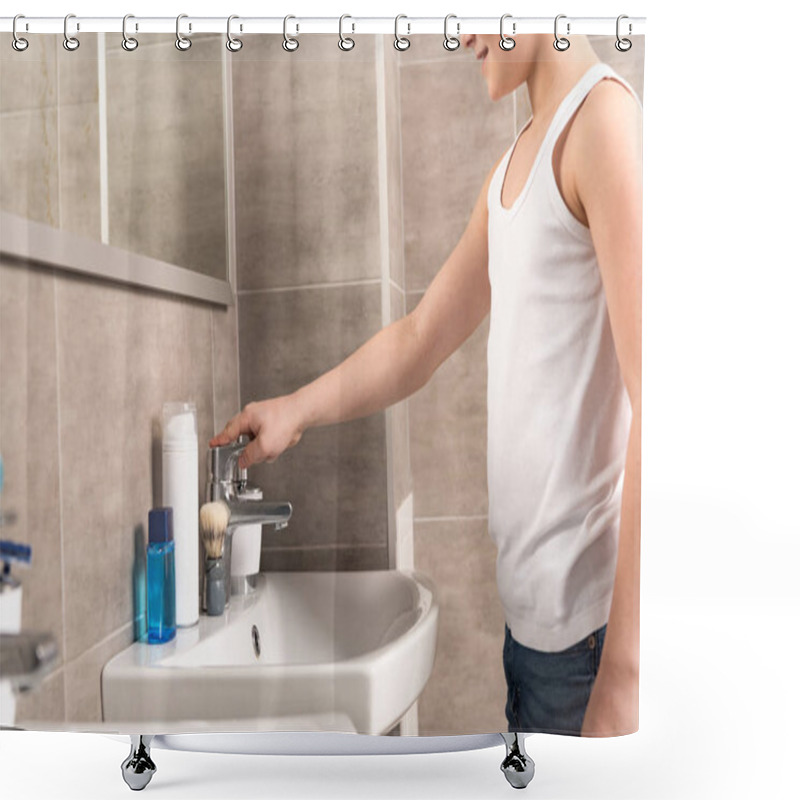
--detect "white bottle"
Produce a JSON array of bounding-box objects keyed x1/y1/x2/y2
[{"x1": 162, "y1": 402, "x2": 199, "y2": 627}]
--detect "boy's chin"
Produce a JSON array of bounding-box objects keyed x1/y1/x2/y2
[{"x1": 486, "y1": 81, "x2": 513, "y2": 103}]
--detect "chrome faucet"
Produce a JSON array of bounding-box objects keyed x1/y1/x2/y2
[
  {"x1": 0, "y1": 536, "x2": 59, "y2": 713},
  {"x1": 0, "y1": 630, "x2": 58, "y2": 693},
  {"x1": 205, "y1": 436, "x2": 292, "y2": 598}
]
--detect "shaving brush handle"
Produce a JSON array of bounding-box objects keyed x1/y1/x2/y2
[{"x1": 204, "y1": 557, "x2": 226, "y2": 616}]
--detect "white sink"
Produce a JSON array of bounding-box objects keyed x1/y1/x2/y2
[{"x1": 102, "y1": 570, "x2": 438, "y2": 734}]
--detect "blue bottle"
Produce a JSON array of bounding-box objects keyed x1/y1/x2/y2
[{"x1": 147, "y1": 507, "x2": 176, "y2": 644}]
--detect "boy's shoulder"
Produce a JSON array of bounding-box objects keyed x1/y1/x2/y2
[
  {"x1": 568, "y1": 74, "x2": 642, "y2": 175},
  {"x1": 575, "y1": 74, "x2": 641, "y2": 139}
]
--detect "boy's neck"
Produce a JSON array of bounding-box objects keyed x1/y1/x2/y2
[{"x1": 525, "y1": 36, "x2": 600, "y2": 120}]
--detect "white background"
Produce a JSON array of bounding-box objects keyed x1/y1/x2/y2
[{"x1": 2, "y1": 1, "x2": 799, "y2": 798}]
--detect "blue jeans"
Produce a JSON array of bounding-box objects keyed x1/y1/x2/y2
[{"x1": 503, "y1": 622, "x2": 607, "y2": 735}]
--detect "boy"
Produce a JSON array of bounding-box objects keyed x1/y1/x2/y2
[{"x1": 212, "y1": 33, "x2": 641, "y2": 737}]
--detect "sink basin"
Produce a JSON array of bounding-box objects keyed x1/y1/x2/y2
[{"x1": 102, "y1": 570, "x2": 438, "y2": 734}]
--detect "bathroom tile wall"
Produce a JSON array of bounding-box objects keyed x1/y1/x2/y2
[
  {"x1": 232, "y1": 35, "x2": 404, "y2": 573},
  {"x1": 0, "y1": 35, "x2": 240, "y2": 724},
  {"x1": 382, "y1": 39, "x2": 413, "y2": 548},
  {"x1": 104, "y1": 35, "x2": 228, "y2": 281}
]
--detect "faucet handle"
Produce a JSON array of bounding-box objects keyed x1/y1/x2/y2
[
  {"x1": 208, "y1": 436, "x2": 251, "y2": 485},
  {"x1": 236, "y1": 435, "x2": 249, "y2": 484}
]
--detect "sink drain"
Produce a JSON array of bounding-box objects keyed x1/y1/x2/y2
[{"x1": 251, "y1": 624, "x2": 261, "y2": 658}]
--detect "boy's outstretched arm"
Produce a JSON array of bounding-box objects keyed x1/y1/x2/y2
[{"x1": 210, "y1": 160, "x2": 499, "y2": 471}]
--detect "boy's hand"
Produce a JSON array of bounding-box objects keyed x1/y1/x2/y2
[{"x1": 209, "y1": 395, "x2": 305, "y2": 470}]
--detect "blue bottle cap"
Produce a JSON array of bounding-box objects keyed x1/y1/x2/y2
[
  {"x1": 0, "y1": 540, "x2": 32, "y2": 565},
  {"x1": 148, "y1": 507, "x2": 173, "y2": 544}
]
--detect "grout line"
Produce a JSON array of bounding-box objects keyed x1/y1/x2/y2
[
  {"x1": 399, "y1": 48, "x2": 412, "y2": 545},
  {"x1": 395, "y1": 56, "x2": 409, "y2": 295},
  {"x1": 238, "y1": 277, "x2": 382, "y2": 295},
  {"x1": 101, "y1": 35, "x2": 220, "y2": 54},
  {"x1": 375, "y1": 36, "x2": 396, "y2": 569},
  {"x1": 53, "y1": 39, "x2": 69, "y2": 709},
  {"x1": 398, "y1": 57, "x2": 473, "y2": 67},
  {"x1": 388, "y1": 276, "x2": 404, "y2": 296},
  {"x1": 210, "y1": 306, "x2": 217, "y2": 430},
  {"x1": 55, "y1": 35, "x2": 62, "y2": 231},
  {"x1": 52, "y1": 275, "x2": 68, "y2": 708},
  {"x1": 97, "y1": 32, "x2": 109, "y2": 244},
  {"x1": 375, "y1": 35, "x2": 392, "y2": 331},
  {"x1": 414, "y1": 514, "x2": 489, "y2": 523},
  {"x1": 221, "y1": 35, "x2": 241, "y2": 413},
  {"x1": 262, "y1": 543, "x2": 387, "y2": 552},
  {"x1": 60, "y1": 620, "x2": 134, "y2": 671}
]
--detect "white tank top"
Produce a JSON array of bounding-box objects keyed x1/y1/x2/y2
[{"x1": 486, "y1": 62, "x2": 639, "y2": 652}]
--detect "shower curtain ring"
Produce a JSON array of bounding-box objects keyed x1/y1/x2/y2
[
  {"x1": 394, "y1": 15, "x2": 410, "y2": 51},
  {"x1": 12, "y1": 15, "x2": 29, "y2": 52},
  {"x1": 175, "y1": 14, "x2": 192, "y2": 51},
  {"x1": 63, "y1": 13, "x2": 80, "y2": 51},
  {"x1": 338, "y1": 14, "x2": 355, "y2": 51},
  {"x1": 226, "y1": 15, "x2": 243, "y2": 52},
  {"x1": 499, "y1": 14, "x2": 516, "y2": 50},
  {"x1": 443, "y1": 14, "x2": 460, "y2": 51},
  {"x1": 122, "y1": 14, "x2": 139, "y2": 51},
  {"x1": 553, "y1": 14, "x2": 570, "y2": 51},
  {"x1": 283, "y1": 15, "x2": 299, "y2": 52},
  {"x1": 615, "y1": 15, "x2": 632, "y2": 52}
]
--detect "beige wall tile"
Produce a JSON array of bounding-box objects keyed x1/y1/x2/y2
[
  {"x1": 415, "y1": 518, "x2": 507, "y2": 735},
  {"x1": 396, "y1": 30, "x2": 477, "y2": 65},
  {"x1": 389, "y1": 280, "x2": 405, "y2": 322},
  {"x1": 104, "y1": 34, "x2": 220, "y2": 53},
  {"x1": 0, "y1": 107, "x2": 59, "y2": 226},
  {"x1": 237, "y1": 282, "x2": 383, "y2": 403},
  {"x1": 260, "y1": 544, "x2": 388, "y2": 572},
  {"x1": 67, "y1": 624, "x2": 134, "y2": 723},
  {"x1": 211, "y1": 301, "x2": 241, "y2": 435},
  {"x1": 382, "y1": 36, "x2": 406, "y2": 288},
  {"x1": 0, "y1": 262, "x2": 64, "y2": 668},
  {"x1": 252, "y1": 409, "x2": 388, "y2": 551},
  {"x1": 57, "y1": 102, "x2": 100, "y2": 240},
  {"x1": 14, "y1": 668, "x2": 66, "y2": 727},
  {"x1": 181, "y1": 299, "x2": 216, "y2": 503},
  {"x1": 407, "y1": 291, "x2": 489, "y2": 518},
  {"x1": 238, "y1": 284, "x2": 388, "y2": 550},
  {"x1": 388, "y1": 285, "x2": 412, "y2": 513},
  {"x1": 56, "y1": 274, "x2": 128, "y2": 662},
  {"x1": 105, "y1": 38, "x2": 227, "y2": 279},
  {"x1": 0, "y1": 34, "x2": 58, "y2": 113},
  {"x1": 56, "y1": 31, "x2": 99, "y2": 105},
  {"x1": 232, "y1": 35, "x2": 381, "y2": 290},
  {"x1": 589, "y1": 35, "x2": 646, "y2": 102},
  {"x1": 399, "y1": 58, "x2": 514, "y2": 291},
  {"x1": 56, "y1": 273, "x2": 214, "y2": 663}
]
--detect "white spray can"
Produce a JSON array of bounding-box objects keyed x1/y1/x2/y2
[{"x1": 162, "y1": 402, "x2": 199, "y2": 627}]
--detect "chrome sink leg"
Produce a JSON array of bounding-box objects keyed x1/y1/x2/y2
[
  {"x1": 121, "y1": 734, "x2": 156, "y2": 791},
  {"x1": 500, "y1": 732, "x2": 535, "y2": 789}
]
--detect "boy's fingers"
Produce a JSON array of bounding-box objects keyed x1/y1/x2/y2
[
  {"x1": 238, "y1": 438, "x2": 262, "y2": 471},
  {"x1": 209, "y1": 412, "x2": 247, "y2": 447}
]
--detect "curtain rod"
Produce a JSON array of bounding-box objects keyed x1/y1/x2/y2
[{"x1": 0, "y1": 16, "x2": 646, "y2": 37}]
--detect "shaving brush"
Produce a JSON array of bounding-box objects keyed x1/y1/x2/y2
[{"x1": 199, "y1": 501, "x2": 230, "y2": 615}]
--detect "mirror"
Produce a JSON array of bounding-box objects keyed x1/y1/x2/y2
[{"x1": 0, "y1": 33, "x2": 233, "y2": 305}]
